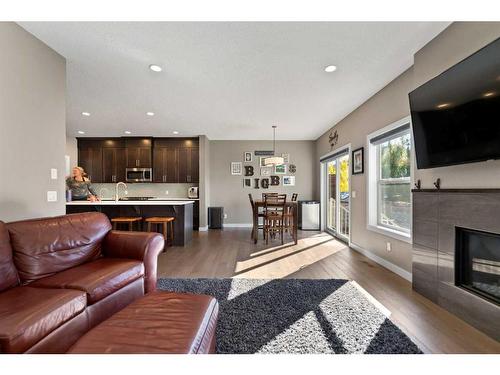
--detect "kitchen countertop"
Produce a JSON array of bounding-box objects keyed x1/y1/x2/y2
[{"x1": 66, "y1": 200, "x2": 195, "y2": 206}]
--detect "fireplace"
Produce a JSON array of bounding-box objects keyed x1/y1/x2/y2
[{"x1": 455, "y1": 227, "x2": 500, "y2": 305}]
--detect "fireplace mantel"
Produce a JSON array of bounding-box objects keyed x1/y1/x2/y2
[{"x1": 412, "y1": 189, "x2": 500, "y2": 341}]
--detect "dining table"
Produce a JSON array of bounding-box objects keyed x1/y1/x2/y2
[{"x1": 252, "y1": 200, "x2": 298, "y2": 245}]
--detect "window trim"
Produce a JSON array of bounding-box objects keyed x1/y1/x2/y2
[{"x1": 366, "y1": 116, "x2": 413, "y2": 244}]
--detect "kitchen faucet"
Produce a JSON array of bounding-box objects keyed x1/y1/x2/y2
[{"x1": 115, "y1": 182, "x2": 128, "y2": 202}]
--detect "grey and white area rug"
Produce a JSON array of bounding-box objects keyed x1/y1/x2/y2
[{"x1": 157, "y1": 278, "x2": 422, "y2": 354}]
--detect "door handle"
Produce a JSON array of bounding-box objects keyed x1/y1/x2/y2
[
  {"x1": 163, "y1": 175, "x2": 166, "y2": 182},
  {"x1": 187, "y1": 175, "x2": 191, "y2": 182}
]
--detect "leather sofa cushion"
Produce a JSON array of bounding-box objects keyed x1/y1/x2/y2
[
  {"x1": 31, "y1": 258, "x2": 144, "y2": 304},
  {"x1": 0, "y1": 222, "x2": 19, "y2": 292},
  {"x1": 7, "y1": 212, "x2": 111, "y2": 284},
  {"x1": 69, "y1": 291, "x2": 219, "y2": 354},
  {"x1": 0, "y1": 287, "x2": 86, "y2": 353}
]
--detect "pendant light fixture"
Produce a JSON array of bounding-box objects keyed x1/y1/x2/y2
[{"x1": 264, "y1": 125, "x2": 284, "y2": 166}]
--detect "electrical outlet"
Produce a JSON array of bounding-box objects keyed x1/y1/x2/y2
[
  {"x1": 47, "y1": 191, "x2": 57, "y2": 202},
  {"x1": 50, "y1": 168, "x2": 58, "y2": 180},
  {"x1": 165, "y1": 190, "x2": 169, "y2": 195},
  {"x1": 386, "y1": 242, "x2": 392, "y2": 252},
  {"x1": 352, "y1": 190, "x2": 356, "y2": 198},
  {"x1": 223, "y1": 213, "x2": 228, "y2": 219}
]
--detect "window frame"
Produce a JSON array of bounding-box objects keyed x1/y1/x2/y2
[{"x1": 367, "y1": 116, "x2": 413, "y2": 243}]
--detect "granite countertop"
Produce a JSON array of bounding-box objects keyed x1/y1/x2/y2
[{"x1": 66, "y1": 199, "x2": 195, "y2": 206}]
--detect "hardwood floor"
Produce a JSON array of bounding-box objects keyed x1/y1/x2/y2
[{"x1": 157, "y1": 228, "x2": 500, "y2": 354}]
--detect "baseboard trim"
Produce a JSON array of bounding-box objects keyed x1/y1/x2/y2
[
  {"x1": 198, "y1": 226, "x2": 208, "y2": 232},
  {"x1": 223, "y1": 223, "x2": 253, "y2": 228},
  {"x1": 349, "y1": 242, "x2": 412, "y2": 282}
]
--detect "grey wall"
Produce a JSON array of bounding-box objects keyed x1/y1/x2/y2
[
  {"x1": 65, "y1": 136, "x2": 78, "y2": 177},
  {"x1": 199, "y1": 135, "x2": 211, "y2": 228},
  {"x1": 209, "y1": 140, "x2": 316, "y2": 224},
  {"x1": 0, "y1": 23, "x2": 66, "y2": 222},
  {"x1": 413, "y1": 22, "x2": 500, "y2": 188},
  {"x1": 316, "y1": 68, "x2": 415, "y2": 272},
  {"x1": 315, "y1": 22, "x2": 500, "y2": 274}
]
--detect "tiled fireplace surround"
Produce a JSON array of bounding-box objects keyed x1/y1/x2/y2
[{"x1": 412, "y1": 189, "x2": 500, "y2": 341}]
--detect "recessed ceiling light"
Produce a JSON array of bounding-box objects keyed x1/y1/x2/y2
[
  {"x1": 483, "y1": 91, "x2": 495, "y2": 97},
  {"x1": 173, "y1": 131, "x2": 179, "y2": 135},
  {"x1": 124, "y1": 131, "x2": 131, "y2": 135},
  {"x1": 149, "y1": 64, "x2": 162, "y2": 72},
  {"x1": 324, "y1": 65, "x2": 337, "y2": 73},
  {"x1": 436, "y1": 103, "x2": 450, "y2": 109},
  {"x1": 81, "y1": 112, "x2": 91, "y2": 116},
  {"x1": 77, "y1": 130, "x2": 85, "y2": 135},
  {"x1": 146, "y1": 112, "x2": 155, "y2": 116}
]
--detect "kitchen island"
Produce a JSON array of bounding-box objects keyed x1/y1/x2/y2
[{"x1": 66, "y1": 200, "x2": 194, "y2": 246}]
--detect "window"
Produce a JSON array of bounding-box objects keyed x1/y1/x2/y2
[{"x1": 367, "y1": 117, "x2": 412, "y2": 241}]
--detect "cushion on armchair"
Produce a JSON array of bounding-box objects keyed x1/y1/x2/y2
[
  {"x1": 30, "y1": 258, "x2": 145, "y2": 304},
  {"x1": 7, "y1": 212, "x2": 111, "y2": 284}
]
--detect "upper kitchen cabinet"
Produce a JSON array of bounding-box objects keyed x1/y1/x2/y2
[
  {"x1": 78, "y1": 139, "x2": 103, "y2": 183},
  {"x1": 154, "y1": 138, "x2": 199, "y2": 183},
  {"x1": 102, "y1": 139, "x2": 126, "y2": 183},
  {"x1": 153, "y1": 145, "x2": 178, "y2": 183},
  {"x1": 125, "y1": 138, "x2": 152, "y2": 168},
  {"x1": 178, "y1": 147, "x2": 199, "y2": 183}
]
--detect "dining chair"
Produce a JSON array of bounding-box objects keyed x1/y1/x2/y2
[
  {"x1": 249, "y1": 193, "x2": 265, "y2": 240},
  {"x1": 285, "y1": 193, "x2": 298, "y2": 232},
  {"x1": 263, "y1": 193, "x2": 287, "y2": 245},
  {"x1": 262, "y1": 192, "x2": 279, "y2": 200}
]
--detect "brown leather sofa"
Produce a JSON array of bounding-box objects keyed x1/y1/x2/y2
[{"x1": 0, "y1": 212, "x2": 164, "y2": 354}]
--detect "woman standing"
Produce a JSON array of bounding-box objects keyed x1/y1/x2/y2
[{"x1": 66, "y1": 166, "x2": 100, "y2": 201}]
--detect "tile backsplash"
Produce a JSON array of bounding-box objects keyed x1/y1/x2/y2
[{"x1": 91, "y1": 183, "x2": 197, "y2": 199}]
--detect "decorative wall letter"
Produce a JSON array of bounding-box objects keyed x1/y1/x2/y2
[
  {"x1": 261, "y1": 178, "x2": 269, "y2": 189},
  {"x1": 254, "y1": 178, "x2": 260, "y2": 189},
  {"x1": 244, "y1": 165, "x2": 254, "y2": 176},
  {"x1": 270, "y1": 176, "x2": 280, "y2": 186}
]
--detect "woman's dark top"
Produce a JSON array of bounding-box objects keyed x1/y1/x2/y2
[{"x1": 66, "y1": 177, "x2": 98, "y2": 200}]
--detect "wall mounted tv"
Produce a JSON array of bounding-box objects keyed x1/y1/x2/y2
[{"x1": 409, "y1": 37, "x2": 500, "y2": 169}]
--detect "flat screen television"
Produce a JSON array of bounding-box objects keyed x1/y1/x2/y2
[{"x1": 409, "y1": 37, "x2": 500, "y2": 169}]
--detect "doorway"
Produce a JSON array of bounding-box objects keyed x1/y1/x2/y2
[{"x1": 322, "y1": 148, "x2": 350, "y2": 242}]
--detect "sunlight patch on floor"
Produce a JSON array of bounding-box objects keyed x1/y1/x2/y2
[
  {"x1": 350, "y1": 280, "x2": 391, "y2": 317},
  {"x1": 233, "y1": 234, "x2": 347, "y2": 279}
]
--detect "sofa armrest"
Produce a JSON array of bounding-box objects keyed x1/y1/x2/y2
[{"x1": 102, "y1": 230, "x2": 164, "y2": 293}]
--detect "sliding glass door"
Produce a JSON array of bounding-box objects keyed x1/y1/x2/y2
[{"x1": 324, "y1": 149, "x2": 350, "y2": 241}]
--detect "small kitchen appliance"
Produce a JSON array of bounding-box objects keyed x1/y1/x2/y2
[{"x1": 188, "y1": 186, "x2": 199, "y2": 199}]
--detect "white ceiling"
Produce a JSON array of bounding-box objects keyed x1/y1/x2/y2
[{"x1": 19, "y1": 22, "x2": 450, "y2": 140}]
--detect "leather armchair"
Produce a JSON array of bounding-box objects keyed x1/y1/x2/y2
[
  {"x1": 0, "y1": 212, "x2": 165, "y2": 353},
  {"x1": 103, "y1": 231, "x2": 164, "y2": 293}
]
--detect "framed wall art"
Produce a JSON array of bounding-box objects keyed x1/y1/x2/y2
[
  {"x1": 260, "y1": 166, "x2": 272, "y2": 176},
  {"x1": 244, "y1": 152, "x2": 253, "y2": 162},
  {"x1": 283, "y1": 176, "x2": 295, "y2": 186},
  {"x1": 352, "y1": 147, "x2": 364, "y2": 175},
  {"x1": 243, "y1": 178, "x2": 252, "y2": 188},
  {"x1": 231, "y1": 162, "x2": 242, "y2": 175},
  {"x1": 274, "y1": 164, "x2": 287, "y2": 174}
]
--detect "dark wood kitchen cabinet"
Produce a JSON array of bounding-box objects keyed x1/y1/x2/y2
[
  {"x1": 153, "y1": 146, "x2": 178, "y2": 183},
  {"x1": 78, "y1": 141, "x2": 103, "y2": 183},
  {"x1": 78, "y1": 137, "x2": 198, "y2": 184},
  {"x1": 125, "y1": 138, "x2": 152, "y2": 168},
  {"x1": 178, "y1": 147, "x2": 199, "y2": 183},
  {"x1": 153, "y1": 138, "x2": 199, "y2": 183},
  {"x1": 102, "y1": 147, "x2": 126, "y2": 183}
]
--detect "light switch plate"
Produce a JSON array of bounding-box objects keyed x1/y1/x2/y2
[
  {"x1": 47, "y1": 191, "x2": 58, "y2": 202},
  {"x1": 352, "y1": 190, "x2": 357, "y2": 198},
  {"x1": 50, "y1": 168, "x2": 58, "y2": 180}
]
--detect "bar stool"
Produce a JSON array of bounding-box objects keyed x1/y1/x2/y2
[
  {"x1": 144, "y1": 217, "x2": 175, "y2": 250},
  {"x1": 111, "y1": 217, "x2": 143, "y2": 231}
]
